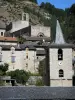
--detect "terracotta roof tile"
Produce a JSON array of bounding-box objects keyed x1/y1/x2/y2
[{"x1": 0, "y1": 37, "x2": 18, "y2": 42}]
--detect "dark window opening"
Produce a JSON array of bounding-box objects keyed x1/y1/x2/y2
[
  {"x1": 26, "y1": 55, "x2": 28, "y2": 59},
  {"x1": 59, "y1": 69, "x2": 64, "y2": 77},
  {"x1": 1, "y1": 32, "x2": 3, "y2": 36},
  {"x1": 0, "y1": 54, "x2": 2, "y2": 62},
  {"x1": 12, "y1": 52, "x2": 14, "y2": 54},
  {"x1": 11, "y1": 80, "x2": 15, "y2": 86},
  {"x1": 26, "y1": 63, "x2": 28, "y2": 67},
  {"x1": 58, "y1": 49, "x2": 63, "y2": 60},
  {"x1": 6, "y1": 80, "x2": 10, "y2": 83},
  {"x1": 73, "y1": 76, "x2": 75, "y2": 86},
  {"x1": 40, "y1": 35, "x2": 43, "y2": 37},
  {"x1": 24, "y1": 15, "x2": 26, "y2": 20},
  {"x1": 37, "y1": 57, "x2": 38, "y2": 59},
  {"x1": 37, "y1": 32, "x2": 44, "y2": 37}
]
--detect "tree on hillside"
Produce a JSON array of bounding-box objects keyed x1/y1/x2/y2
[
  {"x1": 29, "y1": 0, "x2": 37, "y2": 4},
  {"x1": 40, "y1": 2, "x2": 45, "y2": 8},
  {"x1": 69, "y1": 4, "x2": 75, "y2": 15},
  {"x1": 3, "y1": 0, "x2": 37, "y2": 4}
]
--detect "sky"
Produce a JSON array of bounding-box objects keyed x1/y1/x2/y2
[{"x1": 37, "y1": 0, "x2": 75, "y2": 9}]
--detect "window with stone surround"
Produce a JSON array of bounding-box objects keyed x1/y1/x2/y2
[
  {"x1": 37, "y1": 32, "x2": 44, "y2": 37},
  {"x1": 26, "y1": 63, "x2": 28, "y2": 68},
  {"x1": 26, "y1": 55, "x2": 28, "y2": 59},
  {"x1": 58, "y1": 49, "x2": 63, "y2": 60},
  {"x1": 0, "y1": 53, "x2": 2, "y2": 62},
  {"x1": 59, "y1": 69, "x2": 64, "y2": 77},
  {"x1": 11, "y1": 47, "x2": 15, "y2": 63},
  {"x1": 26, "y1": 48, "x2": 29, "y2": 59},
  {"x1": 11, "y1": 56, "x2": 16, "y2": 63},
  {"x1": 1, "y1": 32, "x2": 3, "y2": 36},
  {"x1": 0, "y1": 47, "x2": 2, "y2": 62}
]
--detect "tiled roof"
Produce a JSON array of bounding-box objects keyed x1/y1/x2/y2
[
  {"x1": 49, "y1": 43, "x2": 74, "y2": 48},
  {"x1": 26, "y1": 36, "x2": 50, "y2": 41},
  {"x1": 0, "y1": 45, "x2": 21, "y2": 50},
  {"x1": 0, "y1": 87, "x2": 75, "y2": 99},
  {"x1": 0, "y1": 37, "x2": 18, "y2": 42},
  {"x1": 36, "y1": 50, "x2": 46, "y2": 56}
]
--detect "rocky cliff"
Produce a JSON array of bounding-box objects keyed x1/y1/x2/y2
[{"x1": 0, "y1": 0, "x2": 51, "y2": 25}]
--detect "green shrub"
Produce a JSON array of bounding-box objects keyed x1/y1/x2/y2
[
  {"x1": 0, "y1": 80, "x2": 4, "y2": 86},
  {"x1": 28, "y1": 72, "x2": 40, "y2": 76},
  {"x1": 0, "y1": 63, "x2": 9, "y2": 75},
  {"x1": 7, "y1": 69, "x2": 29, "y2": 84},
  {"x1": 36, "y1": 78, "x2": 44, "y2": 86}
]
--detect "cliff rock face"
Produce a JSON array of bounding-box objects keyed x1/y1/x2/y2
[{"x1": 0, "y1": 0, "x2": 51, "y2": 25}]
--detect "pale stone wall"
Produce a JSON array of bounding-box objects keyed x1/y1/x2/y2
[
  {"x1": 0, "y1": 29, "x2": 5, "y2": 37},
  {"x1": 51, "y1": 80, "x2": 72, "y2": 87},
  {"x1": 10, "y1": 21, "x2": 29, "y2": 33},
  {"x1": 50, "y1": 48, "x2": 73, "y2": 86},
  {"x1": 0, "y1": 42, "x2": 17, "y2": 45},
  {"x1": 23, "y1": 50, "x2": 38, "y2": 73},
  {"x1": 73, "y1": 50, "x2": 75, "y2": 57},
  {"x1": 31, "y1": 25, "x2": 51, "y2": 37},
  {"x1": 2, "y1": 51, "x2": 23, "y2": 71},
  {"x1": 1, "y1": 50, "x2": 39, "y2": 73}
]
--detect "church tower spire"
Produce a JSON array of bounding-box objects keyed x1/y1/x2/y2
[{"x1": 55, "y1": 20, "x2": 65, "y2": 44}]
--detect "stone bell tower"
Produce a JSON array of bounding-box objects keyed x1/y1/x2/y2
[
  {"x1": 22, "y1": 12, "x2": 29, "y2": 21},
  {"x1": 49, "y1": 20, "x2": 73, "y2": 87}
]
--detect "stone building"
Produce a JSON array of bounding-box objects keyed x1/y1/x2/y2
[
  {"x1": 0, "y1": 44, "x2": 39, "y2": 73},
  {"x1": 0, "y1": 13, "x2": 74, "y2": 86},
  {"x1": 5, "y1": 13, "x2": 51, "y2": 42},
  {"x1": 0, "y1": 21, "x2": 6, "y2": 37}
]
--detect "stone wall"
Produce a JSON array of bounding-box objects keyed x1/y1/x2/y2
[
  {"x1": 0, "y1": 42, "x2": 17, "y2": 45},
  {"x1": 50, "y1": 79, "x2": 72, "y2": 87},
  {"x1": 31, "y1": 25, "x2": 51, "y2": 37},
  {"x1": 50, "y1": 48, "x2": 73, "y2": 86},
  {"x1": 0, "y1": 29, "x2": 5, "y2": 37},
  {"x1": 10, "y1": 21, "x2": 29, "y2": 33},
  {"x1": 1, "y1": 50, "x2": 39, "y2": 73}
]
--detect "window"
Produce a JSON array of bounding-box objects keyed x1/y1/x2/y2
[
  {"x1": 26, "y1": 63, "x2": 28, "y2": 67},
  {"x1": 11, "y1": 56, "x2": 15, "y2": 63},
  {"x1": 37, "y1": 57, "x2": 38, "y2": 59},
  {"x1": 1, "y1": 32, "x2": 3, "y2": 36},
  {"x1": 0, "y1": 47, "x2": 2, "y2": 62},
  {"x1": 26, "y1": 49, "x2": 28, "y2": 58},
  {"x1": 11, "y1": 47, "x2": 15, "y2": 63},
  {"x1": 59, "y1": 69, "x2": 64, "y2": 77},
  {"x1": 24, "y1": 14, "x2": 26, "y2": 20},
  {"x1": 0, "y1": 54, "x2": 2, "y2": 62},
  {"x1": 37, "y1": 32, "x2": 44, "y2": 37},
  {"x1": 40, "y1": 35, "x2": 43, "y2": 37},
  {"x1": 26, "y1": 55, "x2": 28, "y2": 59},
  {"x1": 58, "y1": 49, "x2": 63, "y2": 60}
]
